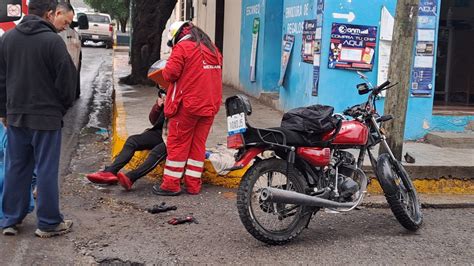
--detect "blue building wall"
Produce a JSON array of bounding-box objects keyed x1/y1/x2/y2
[
  {"x1": 240, "y1": 0, "x2": 283, "y2": 97},
  {"x1": 279, "y1": 0, "x2": 315, "y2": 110},
  {"x1": 239, "y1": 0, "x2": 468, "y2": 140},
  {"x1": 317, "y1": 0, "x2": 439, "y2": 140}
]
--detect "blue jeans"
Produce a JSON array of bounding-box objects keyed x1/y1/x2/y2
[
  {"x1": 1, "y1": 126, "x2": 62, "y2": 230},
  {"x1": 0, "y1": 125, "x2": 34, "y2": 220}
]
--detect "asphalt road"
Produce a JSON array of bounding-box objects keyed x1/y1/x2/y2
[{"x1": 1, "y1": 47, "x2": 473, "y2": 265}]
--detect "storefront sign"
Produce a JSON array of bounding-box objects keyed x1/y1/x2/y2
[
  {"x1": 249, "y1": 17, "x2": 260, "y2": 82},
  {"x1": 301, "y1": 20, "x2": 317, "y2": 63},
  {"x1": 312, "y1": 0, "x2": 324, "y2": 96},
  {"x1": 285, "y1": 3, "x2": 310, "y2": 35},
  {"x1": 328, "y1": 23, "x2": 378, "y2": 71},
  {"x1": 411, "y1": 0, "x2": 438, "y2": 96},
  {"x1": 278, "y1": 34, "x2": 295, "y2": 86}
]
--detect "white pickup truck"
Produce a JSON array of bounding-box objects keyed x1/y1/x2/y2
[{"x1": 79, "y1": 12, "x2": 114, "y2": 49}]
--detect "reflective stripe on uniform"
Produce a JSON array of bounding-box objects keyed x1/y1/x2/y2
[
  {"x1": 166, "y1": 159, "x2": 186, "y2": 168},
  {"x1": 187, "y1": 158, "x2": 204, "y2": 168},
  {"x1": 185, "y1": 169, "x2": 202, "y2": 178},
  {"x1": 164, "y1": 169, "x2": 183, "y2": 178}
]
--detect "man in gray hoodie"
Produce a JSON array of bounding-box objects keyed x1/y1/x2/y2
[{"x1": 0, "y1": 0, "x2": 77, "y2": 238}]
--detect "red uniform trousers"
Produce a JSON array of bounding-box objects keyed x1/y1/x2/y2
[{"x1": 160, "y1": 108, "x2": 214, "y2": 194}]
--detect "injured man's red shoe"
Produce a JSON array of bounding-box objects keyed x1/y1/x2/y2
[
  {"x1": 86, "y1": 171, "x2": 118, "y2": 184},
  {"x1": 117, "y1": 172, "x2": 133, "y2": 191}
]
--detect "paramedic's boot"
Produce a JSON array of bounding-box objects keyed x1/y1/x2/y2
[{"x1": 152, "y1": 183, "x2": 181, "y2": 196}]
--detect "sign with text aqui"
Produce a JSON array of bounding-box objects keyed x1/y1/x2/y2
[{"x1": 328, "y1": 23, "x2": 378, "y2": 71}]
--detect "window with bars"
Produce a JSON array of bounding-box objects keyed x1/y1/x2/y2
[
  {"x1": 179, "y1": 0, "x2": 185, "y2": 20},
  {"x1": 179, "y1": 0, "x2": 194, "y2": 21}
]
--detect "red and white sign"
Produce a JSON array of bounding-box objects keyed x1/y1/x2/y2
[
  {"x1": 0, "y1": 1, "x2": 27, "y2": 35},
  {"x1": 7, "y1": 4, "x2": 21, "y2": 17}
]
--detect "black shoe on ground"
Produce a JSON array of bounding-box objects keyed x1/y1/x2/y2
[{"x1": 152, "y1": 184, "x2": 181, "y2": 196}]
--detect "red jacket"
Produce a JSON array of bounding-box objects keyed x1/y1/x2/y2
[{"x1": 162, "y1": 40, "x2": 223, "y2": 118}]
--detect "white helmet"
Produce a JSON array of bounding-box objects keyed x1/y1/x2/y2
[{"x1": 167, "y1": 20, "x2": 190, "y2": 47}]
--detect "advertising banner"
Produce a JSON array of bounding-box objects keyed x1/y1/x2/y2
[
  {"x1": 249, "y1": 17, "x2": 260, "y2": 82},
  {"x1": 301, "y1": 19, "x2": 317, "y2": 63},
  {"x1": 328, "y1": 23, "x2": 378, "y2": 71},
  {"x1": 278, "y1": 34, "x2": 295, "y2": 86},
  {"x1": 411, "y1": 0, "x2": 438, "y2": 96},
  {"x1": 312, "y1": 0, "x2": 324, "y2": 96}
]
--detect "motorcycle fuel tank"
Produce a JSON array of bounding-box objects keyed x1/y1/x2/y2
[{"x1": 322, "y1": 120, "x2": 369, "y2": 146}]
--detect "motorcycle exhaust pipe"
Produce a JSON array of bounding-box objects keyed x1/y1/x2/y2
[{"x1": 261, "y1": 187, "x2": 355, "y2": 209}]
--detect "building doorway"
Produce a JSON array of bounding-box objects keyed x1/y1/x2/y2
[{"x1": 435, "y1": 0, "x2": 474, "y2": 109}]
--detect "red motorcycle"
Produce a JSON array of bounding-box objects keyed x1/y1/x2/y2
[{"x1": 226, "y1": 73, "x2": 422, "y2": 245}]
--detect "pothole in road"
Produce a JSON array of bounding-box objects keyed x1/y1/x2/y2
[{"x1": 98, "y1": 258, "x2": 144, "y2": 266}]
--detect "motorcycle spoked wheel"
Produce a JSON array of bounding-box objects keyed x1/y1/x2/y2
[
  {"x1": 385, "y1": 160, "x2": 423, "y2": 231},
  {"x1": 237, "y1": 158, "x2": 312, "y2": 245}
]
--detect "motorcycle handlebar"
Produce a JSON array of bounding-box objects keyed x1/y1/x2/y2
[
  {"x1": 374, "y1": 80, "x2": 391, "y2": 94},
  {"x1": 344, "y1": 80, "x2": 397, "y2": 118}
]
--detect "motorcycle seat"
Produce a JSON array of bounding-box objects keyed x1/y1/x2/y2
[{"x1": 244, "y1": 127, "x2": 321, "y2": 147}]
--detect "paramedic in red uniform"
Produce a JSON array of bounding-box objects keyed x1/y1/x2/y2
[{"x1": 152, "y1": 21, "x2": 222, "y2": 196}]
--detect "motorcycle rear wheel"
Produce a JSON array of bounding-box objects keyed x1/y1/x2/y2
[
  {"x1": 385, "y1": 160, "x2": 423, "y2": 231},
  {"x1": 237, "y1": 158, "x2": 312, "y2": 245}
]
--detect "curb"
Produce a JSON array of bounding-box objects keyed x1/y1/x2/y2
[{"x1": 366, "y1": 178, "x2": 474, "y2": 195}]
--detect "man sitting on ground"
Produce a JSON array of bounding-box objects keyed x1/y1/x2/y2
[{"x1": 87, "y1": 95, "x2": 166, "y2": 191}]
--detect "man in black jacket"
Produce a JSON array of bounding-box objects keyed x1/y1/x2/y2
[{"x1": 0, "y1": 0, "x2": 77, "y2": 238}]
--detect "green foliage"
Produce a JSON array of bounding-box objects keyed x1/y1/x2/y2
[{"x1": 83, "y1": 0, "x2": 129, "y2": 21}]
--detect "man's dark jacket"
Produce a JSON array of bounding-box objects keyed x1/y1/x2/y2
[{"x1": 0, "y1": 15, "x2": 77, "y2": 130}]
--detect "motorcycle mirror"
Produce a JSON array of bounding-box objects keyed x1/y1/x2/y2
[{"x1": 357, "y1": 83, "x2": 370, "y2": 95}]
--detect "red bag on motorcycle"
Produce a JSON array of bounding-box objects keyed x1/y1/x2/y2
[{"x1": 281, "y1": 105, "x2": 339, "y2": 143}]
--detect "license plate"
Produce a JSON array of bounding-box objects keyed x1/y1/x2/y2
[
  {"x1": 92, "y1": 35, "x2": 99, "y2": 40},
  {"x1": 227, "y1": 113, "x2": 246, "y2": 135}
]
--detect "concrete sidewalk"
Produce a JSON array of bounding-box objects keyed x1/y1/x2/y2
[{"x1": 111, "y1": 48, "x2": 473, "y2": 203}]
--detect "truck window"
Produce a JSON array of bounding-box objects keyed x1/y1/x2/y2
[{"x1": 86, "y1": 14, "x2": 110, "y2": 24}]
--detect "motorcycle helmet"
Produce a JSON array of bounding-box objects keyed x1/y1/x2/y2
[
  {"x1": 167, "y1": 20, "x2": 190, "y2": 47},
  {"x1": 148, "y1": 59, "x2": 170, "y2": 88}
]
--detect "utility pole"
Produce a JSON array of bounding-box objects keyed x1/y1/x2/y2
[{"x1": 381, "y1": 0, "x2": 419, "y2": 160}]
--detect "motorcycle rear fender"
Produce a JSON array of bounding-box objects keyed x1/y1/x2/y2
[
  {"x1": 227, "y1": 147, "x2": 264, "y2": 171},
  {"x1": 375, "y1": 153, "x2": 398, "y2": 196}
]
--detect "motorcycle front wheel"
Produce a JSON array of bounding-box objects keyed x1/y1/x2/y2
[
  {"x1": 386, "y1": 159, "x2": 423, "y2": 231},
  {"x1": 236, "y1": 158, "x2": 312, "y2": 245}
]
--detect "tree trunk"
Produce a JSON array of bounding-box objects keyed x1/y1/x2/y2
[
  {"x1": 119, "y1": 18, "x2": 128, "y2": 33},
  {"x1": 120, "y1": 0, "x2": 177, "y2": 85},
  {"x1": 380, "y1": 0, "x2": 419, "y2": 160}
]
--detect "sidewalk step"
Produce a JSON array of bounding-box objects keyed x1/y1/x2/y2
[
  {"x1": 113, "y1": 46, "x2": 130, "y2": 53},
  {"x1": 259, "y1": 92, "x2": 280, "y2": 110},
  {"x1": 425, "y1": 131, "x2": 474, "y2": 148}
]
